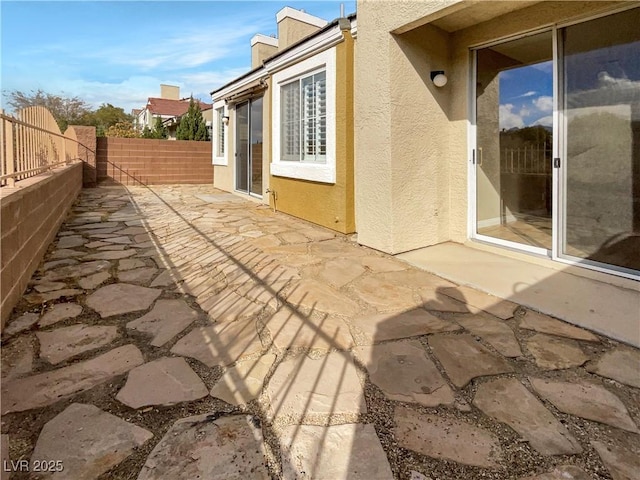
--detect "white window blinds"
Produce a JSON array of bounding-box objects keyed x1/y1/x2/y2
[
  {"x1": 280, "y1": 70, "x2": 326, "y2": 163},
  {"x1": 215, "y1": 107, "x2": 225, "y2": 157}
]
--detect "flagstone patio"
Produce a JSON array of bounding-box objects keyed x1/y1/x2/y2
[{"x1": 1, "y1": 184, "x2": 638, "y2": 480}]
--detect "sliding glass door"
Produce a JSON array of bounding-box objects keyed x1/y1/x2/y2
[
  {"x1": 560, "y1": 8, "x2": 640, "y2": 272},
  {"x1": 235, "y1": 97, "x2": 263, "y2": 196},
  {"x1": 473, "y1": 7, "x2": 639, "y2": 276},
  {"x1": 475, "y1": 31, "x2": 553, "y2": 252}
]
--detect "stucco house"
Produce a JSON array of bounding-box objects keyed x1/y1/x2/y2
[
  {"x1": 136, "y1": 84, "x2": 212, "y2": 139},
  {"x1": 211, "y1": 1, "x2": 639, "y2": 344},
  {"x1": 211, "y1": 7, "x2": 357, "y2": 234}
]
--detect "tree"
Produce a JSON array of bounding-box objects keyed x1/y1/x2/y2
[
  {"x1": 176, "y1": 97, "x2": 209, "y2": 141},
  {"x1": 84, "y1": 103, "x2": 133, "y2": 137},
  {"x1": 105, "y1": 121, "x2": 140, "y2": 138},
  {"x1": 4, "y1": 89, "x2": 93, "y2": 132},
  {"x1": 141, "y1": 116, "x2": 168, "y2": 139}
]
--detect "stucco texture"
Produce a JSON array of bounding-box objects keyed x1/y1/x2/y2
[
  {"x1": 269, "y1": 35, "x2": 356, "y2": 234},
  {"x1": 354, "y1": 0, "x2": 628, "y2": 254}
]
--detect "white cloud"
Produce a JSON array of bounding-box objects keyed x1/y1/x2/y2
[
  {"x1": 533, "y1": 95, "x2": 553, "y2": 113},
  {"x1": 515, "y1": 90, "x2": 537, "y2": 98},
  {"x1": 533, "y1": 115, "x2": 553, "y2": 127},
  {"x1": 499, "y1": 103, "x2": 524, "y2": 130}
]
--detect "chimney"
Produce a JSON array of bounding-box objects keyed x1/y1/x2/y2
[
  {"x1": 276, "y1": 7, "x2": 327, "y2": 50},
  {"x1": 160, "y1": 84, "x2": 180, "y2": 100},
  {"x1": 251, "y1": 34, "x2": 279, "y2": 68}
]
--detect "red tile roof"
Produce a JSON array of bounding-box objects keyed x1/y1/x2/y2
[{"x1": 146, "y1": 97, "x2": 212, "y2": 117}]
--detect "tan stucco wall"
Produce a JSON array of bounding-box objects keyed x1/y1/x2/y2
[
  {"x1": 355, "y1": 0, "x2": 629, "y2": 254},
  {"x1": 252, "y1": 42, "x2": 278, "y2": 68},
  {"x1": 277, "y1": 17, "x2": 322, "y2": 50},
  {"x1": 268, "y1": 35, "x2": 356, "y2": 234},
  {"x1": 213, "y1": 110, "x2": 234, "y2": 192}
]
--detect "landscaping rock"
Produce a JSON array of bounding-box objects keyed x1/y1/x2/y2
[
  {"x1": 526, "y1": 334, "x2": 589, "y2": 370},
  {"x1": 127, "y1": 299, "x2": 198, "y2": 347},
  {"x1": 394, "y1": 406, "x2": 502, "y2": 468},
  {"x1": 518, "y1": 309, "x2": 599, "y2": 341},
  {"x1": 429, "y1": 334, "x2": 513, "y2": 387},
  {"x1": 280, "y1": 423, "x2": 393, "y2": 479},
  {"x1": 210, "y1": 354, "x2": 276, "y2": 405},
  {"x1": 37, "y1": 324, "x2": 118, "y2": 364},
  {"x1": 86, "y1": 283, "x2": 161, "y2": 317},
  {"x1": 586, "y1": 347, "x2": 640, "y2": 388},
  {"x1": 1, "y1": 345, "x2": 144, "y2": 413},
  {"x1": 39, "y1": 303, "x2": 83, "y2": 327},
  {"x1": 473, "y1": 377, "x2": 582, "y2": 456},
  {"x1": 137, "y1": 414, "x2": 268, "y2": 480},
  {"x1": 31, "y1": 403, "x2": 152, "y2": 480},
  {"x1": 116, "y1": 357, "x2": 208, "y2": 408}
]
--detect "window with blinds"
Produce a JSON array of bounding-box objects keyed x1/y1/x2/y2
[
  {"x1": 215, "y1": 107, "x2": 225, "y2": 157},
  {"x1": 280, "y1": 70, "x2": 327, "y2": 163}
]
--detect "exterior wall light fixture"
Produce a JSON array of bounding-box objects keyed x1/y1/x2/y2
[
  {"x1": 430, "y1": 71, "x2": 448, "y2": 87},
  {"x1": 222, "y1": 115, "x2": 230, "y2": 126}
]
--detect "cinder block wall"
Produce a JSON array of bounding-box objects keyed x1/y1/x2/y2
[
  {"x1": 0, "y1": 162, "x2": 83, "y2": 330},
  {"x1": 96, "y1": 138, "x2": 213, "y2": 185},
  {"x1": 67, "y1": 125, "x2": 97, "y2": 187}
]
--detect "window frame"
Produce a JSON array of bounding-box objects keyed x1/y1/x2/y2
[
  {"x1": 212, "y1": 101, "x2": 228, "y2": 166},
  {"x1": 271, "y1": 48, "x2": 336, "y2": 184}
]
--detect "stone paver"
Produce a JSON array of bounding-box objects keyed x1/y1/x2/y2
[
  {"x1": 280, "y1": 423, "x2": 393, "y2": 480},
  {"x1": 57, "y1": 235, "x2": 86, "y2": 248},
  {"x1": 3, "y1": 312, "x2": 39, "y2": 337},
  {"x1": 43, "y1": 260, "x2": 111, "y2": 281},
  {"x1": 394, "y1": 406, "x2": 502, "y2": 468},
  {"x1": 1, "y1": 336, "x2": 34, "y2": 381},
  {"x1": 306, "y1": 258, "x2": 366, "y2": 288},
  {"x1": 591, "y1": 441, "x2": 639, "y2": 480},
  {"x1": 473, "y1": 378, "x2": 582, "y2": 456},
  {"x1": 267, "y1": 352, "x2": 366, "y2": 421},
  {"x1": 200, "y1": 289, "x2": 265, "y2": 323},
  {"x1": 127, "y1": 299, "x2": 199, "y2": 347},
  {"x1": 586, "y1": 347, "x2": 640, "y2": 388},
  {"x1": 33, "y1": 280, "x2": 67, "y2": 293},
  {"x1": 117, "y1": 266, "x2": 158, "y2": 284},
  {"x1": 137, "y1": 414, "x2": 269, "y2": 480},
  {"x1": 529, "y1": 378, "x2": 638, "y2": 433},
  {"x1": 119, "y1": 258, "x2": 147, "y2": 270},
  {"x1": 351, "y1": 308, "x2": 460, "y2": 344},
  {"x1": 265, "y1": 307, "x2": 354, "y2": 351},
  {"x1": 84, "y1": 249, "x2": 137, "y2": 260},
  {"x1": 441, "y1": 285, "x2": 518, "y2": 319},
  {"x1": 456, "y1": 313, "x2": 523, "y2": 357},
  {"x1": 350, "y1": 275, "x2": 420, "y2": 311},
  {"x1": 171, "y1": 320, "x2": 263, "y2": 367},
  {"x1": 38, "y1": 303, "x2": 83, "y2": 327},
  {"x1": 24, "y1": 288, "x2": 83, "y2": 304},
  {"x1": 210, "y1": 354, "x2": 276, "y2": 405},
  {"x1": 519, "y1": 466, "x2": 592, "y2": 480},
  {"x1": 355, "y1": 340, "x2": 455, "y2": 407},
  {"x1": 116, "y1": 357, "x2": 208, "y2": 408},
  {"x1": 526, "y1": 334, "x2": 589, "y2": 370},
  {"x1": 86, "y1": 283, "x2": 161, "y2": 317},
  {"x1": 77, "y1": 270, "x2": 112, "y2": 289},
  {"x1": 1, "y1": 345, "x2": 144, "y2": 413},
  {"x1": 429, "y1": 334, "x2": 513, "y2": 387},
  {"x1": 37, "y1": 324, "x2": 119, "y2": 364},
  {"x1": 0, "y1": 435, "x2": 8, "y2": 480},
  {"x1": 4, "y1": 185, "x2": 640, "y2": 480},
  {"x1": 518, "y1": 309, "x2": 599, "y2": 342},
  {"x1": 286, "y1": 279, "x2": 361, "y2": 316},
  {"x1": 31, "y1": 403, "x2": 153, "y2": 480},
  {"x1": 418, "y1": 287, "x2": 470, "y2": 313}
]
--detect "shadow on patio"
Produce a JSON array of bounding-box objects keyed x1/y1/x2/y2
[{"x1": 1, "y1": 180, "x2": 639, "y2": 480}]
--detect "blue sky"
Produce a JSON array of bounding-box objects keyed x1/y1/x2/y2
[
  {"x1": 499, "y1": 62, "x2": 553, "y2": 130},
  {"x1": 1, "y1": 1, "x2": 355, "y2": 113}
]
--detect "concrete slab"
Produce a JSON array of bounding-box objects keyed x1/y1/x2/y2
[{"x1": 397, "y1": 242, "x2": 640, "y2": 347}]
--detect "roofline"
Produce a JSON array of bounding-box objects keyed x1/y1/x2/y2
[{"x1": 210, "y1": 12, "x2": 356, "y2": 96}]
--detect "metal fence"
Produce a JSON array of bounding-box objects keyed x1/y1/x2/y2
[
  {"x1": 0, "y1": 106, "x2": 85, "y2": 187},
  {"x1": 501, "y1": 143, "x2": 552, "y2": 176}
]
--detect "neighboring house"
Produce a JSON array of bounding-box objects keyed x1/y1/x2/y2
[
  {"x1": 211, "y1": 7, "x2": 357, "y2": 234},
  {"x1": 137, "y1": 84, "x2": 212, "y2": 139}
]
